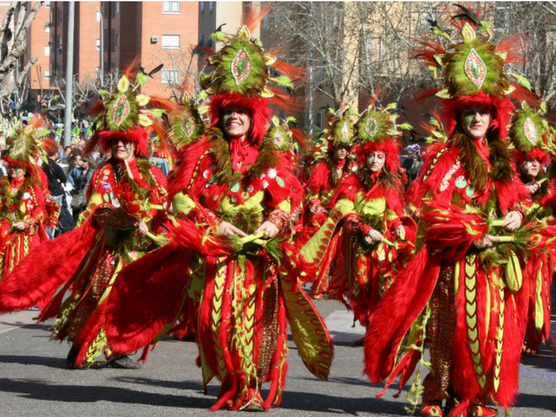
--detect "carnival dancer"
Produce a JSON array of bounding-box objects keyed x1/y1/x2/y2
[
  {"x1": 302, "y1": 101, "x2": 416, "y2": 338},
  {"x1": 75, "y1": 14, "x2": 333, "y2": 411},
  {"x1": 509, "y1": 104, "x2": 556, "y2": 355},
  {"x1": 0, "y1": 66, "x2": 170, "y2": 369},
  {"x1": 0, "y1": 116, "x2": 58, "y2": 281},
  {"x1": 364, "y1": 10, "x2": 537, "y2": 417},
  {"x1": 302, "y1": 107, "x2": 357, "y2": 298}
]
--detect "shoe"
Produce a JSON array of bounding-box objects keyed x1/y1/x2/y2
[
  {"x1": 468, "y1": 404, "x2": 498, "y2": 417},
  {"x1": 522, "y1": 344, "x2": 539, "y2": 355},
  {"x1": 106, "y1": 356, "x2": 141, "y2": 369},
  {"x1": 421, "y1": 401, "x2": 443, "y2": 417},
  {"x1": 240, "y1": 388, "x2": 265, "y2": 411},
  {"x1": 66, "y1": 345, "x2": 85, "y2": 370}
]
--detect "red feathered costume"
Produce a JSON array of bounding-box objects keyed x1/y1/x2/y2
[
  {"x1": 0, "y1": 119, "x2": 59, "y2": 282},
  {"x1": 514, "y1": 145, "x2": 556, "y2": 355},
  {"x1": 0, "y1": 165, "x2": 57, "y2": 282},
  {"x1": 87, "y1": 92, "x2": 333, "y2": 411},
  {"x1": 365, "y1": 108, "x2": 533, "y2": 416},
  {"x1": 302, "y1": 139, "x2": 416, "y2": 329},
  {"x1": 0, "y1": 127, "x2": 169, "y2": 369}
]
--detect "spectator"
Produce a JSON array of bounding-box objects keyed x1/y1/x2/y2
[
  {"x1": 42, "y1": 142, "x2": 75, "y2": 238},
  {"x1": 68, "y1": 155, "x2": 96, "y2": 223}
]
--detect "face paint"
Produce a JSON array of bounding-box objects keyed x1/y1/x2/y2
[
  {"x1": 125, "y1": 143, "x2": 133, "y2": 155},
  {"x1": 460, "y1": 107, "x2": 492, "y2": 140},
  {"x1": 463, "y1": 113, "x2": 474, "y2": 129},
  {"x1": 366, "y1": 151, "x2": 386, "y2": 172}
]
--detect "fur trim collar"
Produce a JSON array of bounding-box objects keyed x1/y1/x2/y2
[{"x1": 207, "y1": 127, "x2": 280, "y2": 187}]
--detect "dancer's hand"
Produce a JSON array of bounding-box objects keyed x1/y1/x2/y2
[
  {"x1": 255, "y1": 221, "x2": 279, "y2": 238},
  {"x1": 219, "y1": 221, "x2": 248, "y2": 237},
  {"x1": 502, "y1": 211, "x2": 522, "y2": 231},
  {"x1": 524, "y1": 181, "x2": 540, "y2": 195},
  {"x1": 136, "y1": 221, "x2": 149, "y2": 236},
  {"x1": 367, "y1": 229, "x2": 384, "y2": 242},
  {"x1": 474, "y1": 234, "x2": 500, "y2": 249},
  {"x1": 14, "y1": 221, "x2": 26, "y2": 231}
]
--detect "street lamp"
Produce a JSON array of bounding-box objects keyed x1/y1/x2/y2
[{"x1": 83, "y1": 1, "x2": 103, "y2": 86}]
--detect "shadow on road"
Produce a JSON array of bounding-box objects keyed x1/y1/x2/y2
[
  {"x1": 0, "y1": 378, "x2": 215, "y2": 409},
  {"x1": 279, "y1": 389, "x2": 409, "y2": 415},
  {"x1": 0, "y1": 354, "x2": 65, "y2": 369}
]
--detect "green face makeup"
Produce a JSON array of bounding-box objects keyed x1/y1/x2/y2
[{"x1": 463, "y1": 112, "x2": 474, "y2": 129}]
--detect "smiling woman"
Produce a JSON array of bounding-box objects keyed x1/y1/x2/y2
[
  {"x1": 90, "y1": 11, "x2": 333, "y2": 412},
  {"x1": 222, "y1": 106, "x2": 251, "y2": 139}
]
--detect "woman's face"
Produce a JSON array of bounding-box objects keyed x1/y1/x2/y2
[
  {"x1": 8, "y1": 165, "x2": 26, "y2": 180},
  {"x1": 111, "y1": 139, "x2": 136, "y2": 162},
  {"x1": 222, "y1": 107, "x2": 251, "y2": 139},
  {"x1": 333, "y1": 146, "x2": 349, "y2": 162},
  {"x1": 366, "y1": 151, "x2": 386, "y2": 173},
  {"x1": 520, "y1": 159, "x2": 541, "y2": 179},
  {"x1": 460, "y1": 106, "x2": 492, "y2": 140}
]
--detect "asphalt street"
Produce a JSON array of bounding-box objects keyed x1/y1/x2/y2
[{"x1": 0, "y1": 297, "x2": 555, "y2": 417}]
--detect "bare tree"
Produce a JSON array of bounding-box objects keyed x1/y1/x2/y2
[
  {"x1": 0, "y1": 1, "x2": 43, "y2": 102},
  {"x1": 42, "y1": 68, "x2": 121, "y2": 123},
  {"x1": 151, "y1": 46, "x2": 202, "y2": 99},
  {"x1": 490, "y1": 2, "x2": 556, "y2": 106}
]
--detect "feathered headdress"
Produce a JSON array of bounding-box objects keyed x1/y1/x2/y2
[
  {"x1": 509, "y1": 102, "x2": 553, "y2": 166},
  {"x1": 4, "y1": 115, "x2": 51, "y2": 178},
  {"x1": 325, "y1": 106, "x2": 358, "y2": 151},
  {"x1": 355, "y1": 101, "x2": 411, "y2": 174},
  {"x1": 86, "y1": 63, "x2": 165, "y2": 157},
  {"x1": 415, "y1": 5, "x2": 538, "y2": 137},
  {"x1": 168, "y1": 89, "x2": 206, "y2": 151},
  {"x1": 199, "y1": 9, "x2": 303, "y2": 145}
]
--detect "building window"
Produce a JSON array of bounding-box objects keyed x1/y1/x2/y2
[
  {"x1": 200, "y1": 2, "x2": 204, "y2": 13},
  {"x1": 96, "y1": 39, "x2": 101, "y2": 51},
  {"x1": 115, "y1": 2, "x2": 119, "y2": 14},
  {"x1": 161, "y1": 69, "x2": 180, "y2": 84},
  {"x1": 96, "y1": 11, "x2": 101, "y2": 23},
  {"x1": 316, "y1": 109, "x2": 323, "y2": 129},
  {"x1": 163, "y1": 1, "x2": 181, "y2": 14},
  {"x1": 45, "y1": 69, "x2": 50, "y2": 80},
  {"x1": 209, "y1": 1, "x2": 214, "y2": 12},
  {"x1": 161, "y1": 35, "x2": 180, "y2": 49},
  {"x1": 44, "y1": 46, "x2": 50, "y2": 56},
  {"x1": 45, "y1": 1, "x2": 50, "y2": 8}
]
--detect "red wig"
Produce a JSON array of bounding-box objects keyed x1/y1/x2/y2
[
  {"x1": 356, "y1": 139, "x2": 401, "y2": 174},
  {"x1": 209, "y1": 92, "x2": 270, "y2": 145},
  {"x1": 514, "y1": 148, "x2": 550, "y2": 166},
  {"x1": 441, "y1": 92, "x2": 516, "y2": 138}
]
